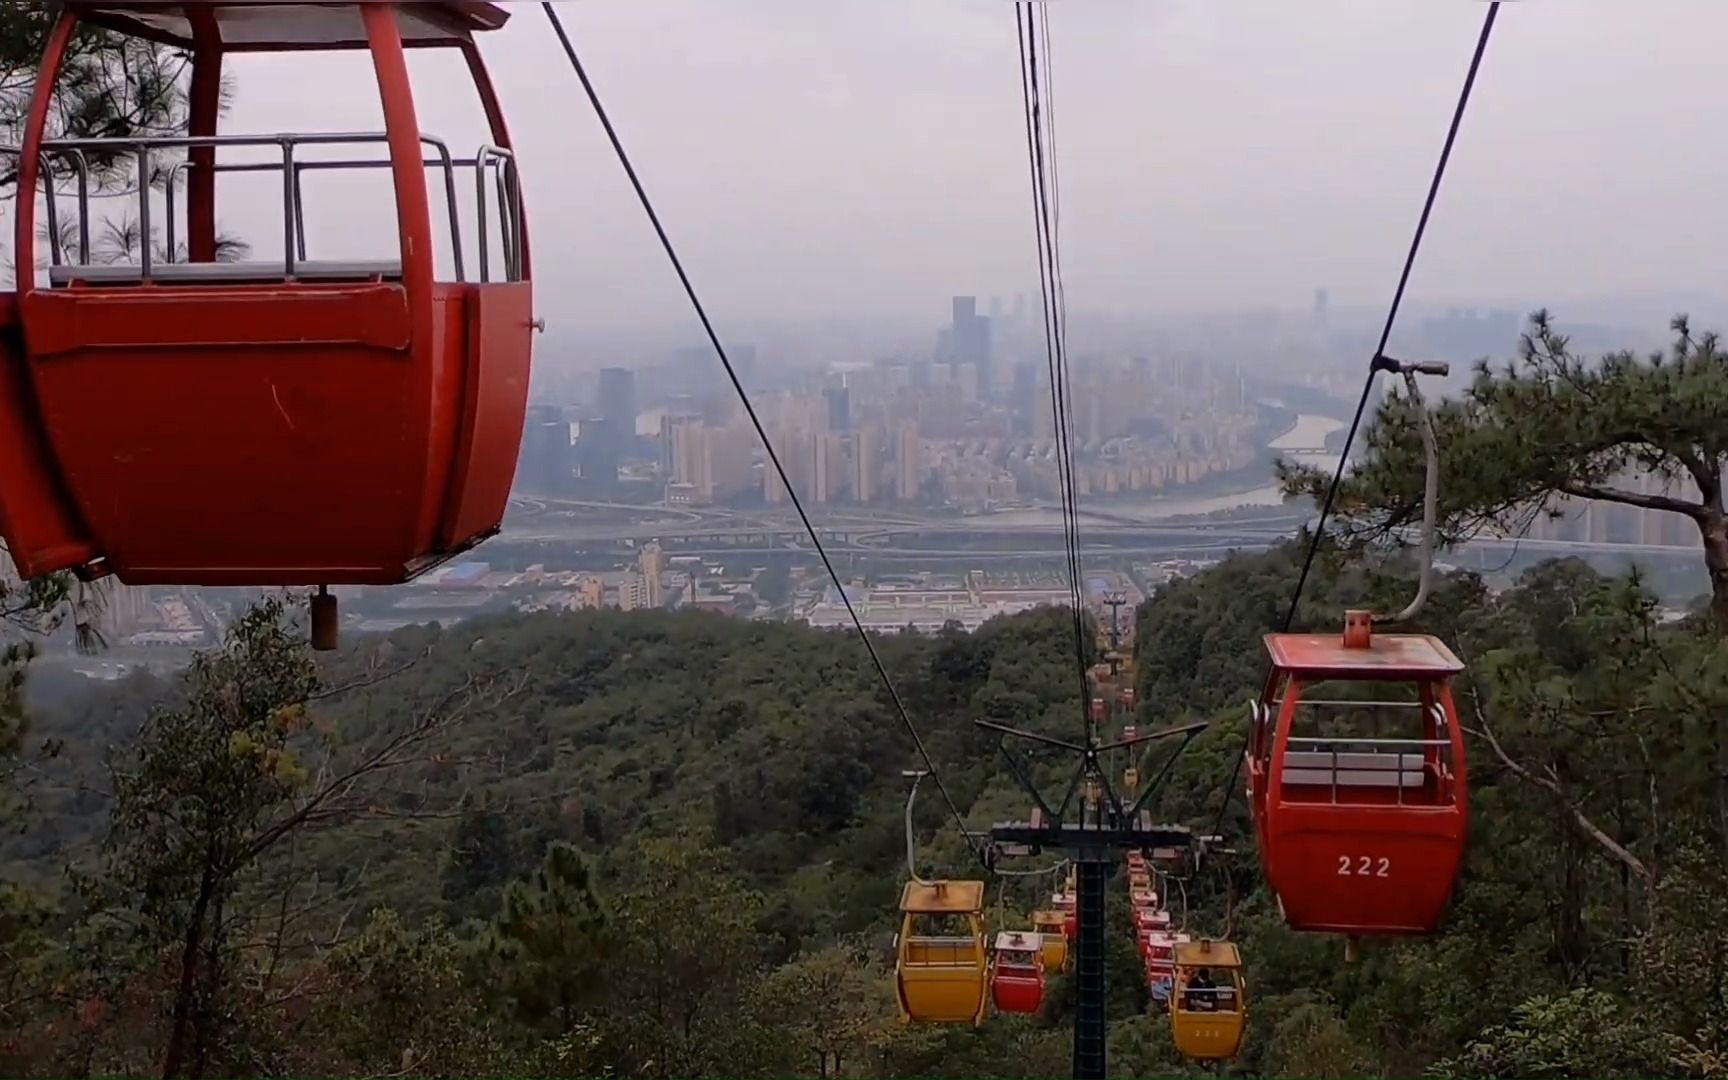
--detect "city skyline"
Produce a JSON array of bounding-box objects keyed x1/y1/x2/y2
[{"x1": 515, "y1": 292, "x2": 1279, "y2": 512}]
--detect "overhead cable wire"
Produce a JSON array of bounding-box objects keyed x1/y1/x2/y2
[
  {"x1": 1035, "y1": 4, "x2": 1086, "y2": 662},
  {"x1": 1018, "y1": 3, "x2": 1092, "y2": 737},
  {"x1": 1038, "y1": 4, "x2": 1062, "y2": 245},
  {"x1": 1209, "y1": 2, "x2": 1501, "y2": 843},
  {"x1": 1017, "y1": 8, "x2": 1078, "y2": 663},
  {"x1": 540, "y1": 2, "x2": 981, "y2": 860},
  {"x1": 1282, "y1": 2, "x2": 1500, "y2": 632},
  {"x1": 1018, "y1": 8, "x2": 1078, "y2": 635}
]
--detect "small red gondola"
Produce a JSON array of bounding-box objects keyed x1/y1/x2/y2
[
  {"x1": 1051, "y1": 888, "x2": 1077, "y2": 941},
  {"x1": 1142, "y1": 929, "x2": 1187, "y2": 1003},
  {"x1": 2, "y1": 2, "x2": 532, "y2": 591},
  {"x1": 1246, "y1": 615, "x2": 1468, "y2": 935},
  {"x1": 989, "y1": 931, "x2": 1045, "y2": 1015},
  {"x1": 1133, "y1": 904, "x2": 1170, "y2": 934}
]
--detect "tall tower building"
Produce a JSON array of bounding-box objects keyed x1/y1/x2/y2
[
  {"x1": 952, "y1": 295, "x2": 976, "y2": 327},
  {"x1": 765, "y1": 428, "x2": 815, "y2": 505},
  {"x1": 658, "y1": 411, "x2": 690, "y2": 474},
  {"x1": 668, "y1": 416, "x2": 709, "y2": 500},
  {"x1": 597, "y1": 367, "x2": 638, "y2": 459},
  {"x1": 957, "y1": 362, "x2": 980, "y2": 405},
  {"x1": 897, "y1": 421, "x2": 922, "y2": 502},
  {"x1": 812, "y1": 434, "x2": 830, "y2": 503},
  {"x1": 519, "y1": 404, "x2": 571, "y2": 494},
  {"x1": 950, "y1": 295, "x2": 993, "y2": 400},
  {"x1": 764, "y1": 454, "x2": 788, "y2": 505},
  {"x1": 854, "y1": 424, "x2": 880, "y2": 503},
  {"x1": 706, "y1": 423, "x2": 754, "y2": 500},
  {"x1": 823, "y1": 385, "x2": 851, "y2": 433},
  {"x1": 1012, "y1": 362, "x2": 1039, "y2": 436},
  {"x1": 823, "y1": 432, "x2": 848, "y2": 502}
]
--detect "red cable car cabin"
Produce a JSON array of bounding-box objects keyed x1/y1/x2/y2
[
  {"x1": 989, "y1": 931, "x2": 1045, "y2": 1015},
  {"x1": 1246, "y1": 618, "x2": 1468, "y2": 935},
  {"x1": 1051, "y1": 889, "x2": 1077, "y2": 941},
  {"x1": 1, "y1": 2, "x2": 532, "y2": 588},
  {"x1": 1133, "y1": 904, "x2": 1170, "y2": 935}
]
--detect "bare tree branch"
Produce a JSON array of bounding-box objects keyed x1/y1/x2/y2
[
  {"x1": 1464, "y1": 690, "x2": 1650, "y2": 883},
  {"x1": 233, "y1": 672, "x2": 525, "y2": 869},
  {"x1": 305, "y1": 648, "x2": 431, "y2": 704}
]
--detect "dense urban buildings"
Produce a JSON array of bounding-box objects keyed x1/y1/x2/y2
[{"x1": 518, "y1": 295, "x2": 1269, "y2": 512}]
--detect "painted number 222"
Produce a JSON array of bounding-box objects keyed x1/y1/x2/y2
[{"x1": 1337, "y1": 855, "x2": 1390, "y2": 877}]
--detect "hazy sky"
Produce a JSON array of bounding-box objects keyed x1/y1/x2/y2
[{"x1": 24, "y1": 1, "x2": 1728, "y2": 343}]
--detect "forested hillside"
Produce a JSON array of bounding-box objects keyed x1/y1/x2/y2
[{"x1": 2, "y1": 539, "x2": 1725, "y2": 1077}]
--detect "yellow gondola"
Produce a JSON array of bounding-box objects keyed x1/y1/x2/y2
[
  {"x1": 1170, "y1": 939, "x2": 1247, "y2": 1060},
  {"x1": 895, "y1": 879, "x2": 988, "y2": 1025},
  {"x1": 1032, "y1": 909, "x2": 1069, "y2": 972}
]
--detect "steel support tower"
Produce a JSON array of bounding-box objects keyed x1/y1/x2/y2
[{"x1": 982, "y1": 717, "x2": 1206, "y2": 1080}]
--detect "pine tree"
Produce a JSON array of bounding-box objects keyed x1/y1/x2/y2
[
  {"x1": 1283, "y1": 312, "x2": 1728, "y2": 629},
  {"x1": 487, "y1": 843, "x2": 608, "y2": 1035}
]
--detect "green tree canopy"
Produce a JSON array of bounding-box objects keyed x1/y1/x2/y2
[{"x1": 486, "y1": 842, "x2": 608, "y2": 1036}]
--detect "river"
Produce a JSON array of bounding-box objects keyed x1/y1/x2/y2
[{"x1": 983, "y1": 413, "x2": 1346, "y2": 525}]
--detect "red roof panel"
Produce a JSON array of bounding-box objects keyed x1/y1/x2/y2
[
  {"x1": 71, "y1": 2, "x2": 510, "y2": 51},
  {"x1": 1263, "y1": 632, "x2": 1464, "y2": 679}
]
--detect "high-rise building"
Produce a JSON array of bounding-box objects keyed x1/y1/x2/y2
[
  {"x1": 956, "y1": 362, "x2": 980, "y2": 405},
  {"x1": 574, "y1": 415, "x2": 619, "y2": 485},
  {"x1": 897, "y1": 421, "x2": 921, "y2": 502},
  {"x1": 518, "y1": 404, "x2": 571, "y2": 494},
  {"x1": 597, "y1": 368, "x2": 646, "y2": 473},
  {"x1": 854, "y1": 424, "x2": 880, "y2": 503},
  {"x1": 1012, "y1": 362, "x2": 1039, "y2": 436},
  {"x1": 639, "y1": 541, "x2": 665, "y2": 608},
  {"x1": 662, "y1": 404, "x2": 709, "y2": 475},
  {"x1": 669, "y1": 416, "x2": 709, "y2": 499},
  {"x1": 950, "y1": 295, "x2": 993, "y2": 400},
  {"x1": 617, "y1": 574, "x2": 647, "y2": 611},
  {"x1": 764, "y1": 427, "x2": 814, "y2": 505},
  {"x1": 706, "y1": 423, "x2": 755, "y2": 501},
  {"x1": 812, "y1": 432, "x2": 834, "y2": 503},
  {"x1": 597, "y1": 367, "x2": 638, "y2": 458},
  {"x1": 764, "y1": 455, "x2": 788, "y2": 505},
  {"x1": 823, "y1": 386, "x2": 851, "y2": 432}
]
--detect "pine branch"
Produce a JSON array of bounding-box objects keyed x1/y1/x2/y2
[{"x1": 1557, "y1": 481, "x2": 1706, "y2": 521}]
